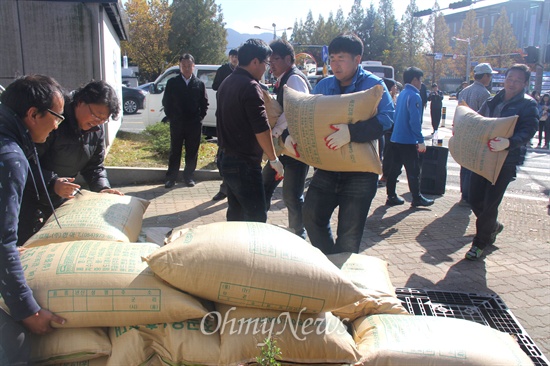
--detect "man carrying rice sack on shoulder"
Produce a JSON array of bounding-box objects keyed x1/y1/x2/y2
[
  {"x1": 300, "y1": 33, "x2": 394, "y2": 255},
  {"x1": 465, "y1": 64, "x2": 538, "y2": 261}
]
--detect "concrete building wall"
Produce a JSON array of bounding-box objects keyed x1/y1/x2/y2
[{"x1": 0, "y1": 0, "x2": 127, "y2": 148}]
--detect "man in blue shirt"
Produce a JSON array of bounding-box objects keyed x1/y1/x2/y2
[
  {"x1": 301, "y1": 33, "x2": 394, "y2": 254},
  {"x1": 385, "y1": 66, "x2": 434, "y2": 208}
]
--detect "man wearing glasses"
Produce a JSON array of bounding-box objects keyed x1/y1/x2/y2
[
  {"x1": 465, "y1": 64, "x2": 538, "y2": 260},
  {"x1": 0, "y1": 75, "x2": 67, "y2": 364},
  {"x1": 18, "y1": 80, "x2": 124, "y2": 244}
]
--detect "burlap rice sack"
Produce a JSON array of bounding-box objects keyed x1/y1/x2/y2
[
  {"x1": 216, "y1": 303, "x2": 361, "y2": 365},
  {"x1": 0, "y1": 241, "x2": 207, "y2": 327},
  {"x1": 282, "y1": 85, "x2": 383, "y2": 173},
  {"x1": 31, "y1": 328, "x2": 110, "y2": 365},
  {"x1": 24, "y1": 190, "x2": 149, "y2": 247},
  {"x1": 353, "y1": 314, "x2": 534, "y2": 365},
  {"x1": 108, "y1": 318, "x2": 220, "y2": 366},
  {"x1": 327, "y1": 253, "x2": 408, "y2": 321},
  {"x1": 146, "y1": 221, "x2": 364, "y2": 314},
  {"x1": 262, "y1": 89, "x2": 285, "y2": 157},
  {"x1": 449, "y1": 105, "x2": 518, "y2": 184}
]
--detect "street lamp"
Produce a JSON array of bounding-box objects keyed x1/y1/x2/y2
[
  {"x1": 254, "y1": 23, "x2": 292, "y2": 40},
  {"x1": 453, "y1": 36, "x2": 471, "y2": 82}
]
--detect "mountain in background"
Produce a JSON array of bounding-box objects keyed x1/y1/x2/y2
[{"x1": 226, "y1": 28, "x2": 274, "y2": 52}]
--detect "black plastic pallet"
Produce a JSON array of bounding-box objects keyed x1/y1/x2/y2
[{"x1": 395, "y1": 288, "x2": 549, "y2": 366}]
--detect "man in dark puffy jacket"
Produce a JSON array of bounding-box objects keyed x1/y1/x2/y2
[
  {"x1": 465, "y1": 64, "x2": 538, "y2": 260},
  {"x1": 18, "y1": 80, "x2": 123, "y2": 244},
  {"x1": 0, "y1": 75, "x2": 67, "y2": 364}
]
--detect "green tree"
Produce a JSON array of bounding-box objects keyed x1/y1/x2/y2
[
  {"x1": 303, "y1": 10, "x2": 316, "y2": 44},
  {"x1": 123, "y1": 0, "x2": 172, "y2": 82},
  {"x1": 168, "y1": 0, "x2": 226, "y2": 65},
  {"x1": 422, "y1": 2, "x2": 452, "y2": 84},
  {"x1": 453, "y1": 9, "x2": 485, "y2": 81},
  {"x1": 401, "y1": 0, "x2": 425, "y2": 64},
  {"x1": 377, "y1": 0, "x2": 399, "y2": 66},
  {"x1": 347, "y1": 0, "x2": 365, "y2": 35},
  {"x1": 485, "y1": 7, "x2": 520, "y2": 68}
]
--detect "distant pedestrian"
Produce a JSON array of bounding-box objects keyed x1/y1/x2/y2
[
  {"x1": 428, "y1": 83, "x2": 444, "y2": 133},
  {"x1": 537, "y1": 93, "x2": 549, "y2": 149},
  {"x1": 216, "y1": 39, "x2": 284, "y2": 222},
  {"x1": 456, "y1": 81, "x2": 469, "y2": 100},
  {"x1": 465, "y1": 64, "x2": 538, "y2": 260},
  {"x1": 211, "y1": 48, "x2": 239, "y2": 201},
  {"x1": 420, "y1": 82, "x2": 428, "y2": 122},
  {"x1": 378, "y1": 77, "x2": 398, "y2": 188},
  {"x1": 385, "y1": 66, "x2": 434, "y2": 208},
  {"x1": 457, "y1": 62, "x2": 497, "y2": 206},
  {"x1": 163, "y1": 53, "x2": 208, "y2": 188}
]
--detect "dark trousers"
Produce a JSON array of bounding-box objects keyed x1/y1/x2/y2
[
  {"x1": 381, "y1": 131, "x2": 394, "y2": 178},
  {"x1": 431, "y1": 107, "x2": 442, "y2": 131},
  {"x1": 386, "y1": 143, "x2": 422, "y2": 199},
  {"x1": 262, "y1": 155, "x2": 309, "y2": 239},
  {"x1": 0, "y1": 309, "x2": 30, "y2": 366},
  {"x1": 215, "y1": 147, "x2": 227, "y2": 195},
  {"x1": 469, "y1": 164, "x2": 516, "y2": 249},
  {"x1": 538, "y1": 119, "x2": 548, "y2": 146},
  {"x1": 221, "y1": 154, "x2": 267, "y2": 222},
  {"x1": 166, "y1": 120, "x2": 202, "y2": 180},
  {"x1": 460, "y1": 166, "x2": 472, "y2": 202}
]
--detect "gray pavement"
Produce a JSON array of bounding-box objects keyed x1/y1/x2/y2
[{"x1": 116, "y1": 174, "x2": 550, "y2": 359}]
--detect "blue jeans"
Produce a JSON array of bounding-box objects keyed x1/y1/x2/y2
[
  {"x1": 221, "y1": 154, "x2": 267, "y2": 222},
  {"x1": 303, "y1": 169, "x2": 378, "y2": 254},
  {"x1": 262, "y1": 155, "x2": 309, "y2": 239}
]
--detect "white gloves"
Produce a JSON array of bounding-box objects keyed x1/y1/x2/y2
[
  {"x1": 269, "y1": 157, "x2": 284, "y2": 180},
  {"x1": 284, "y1": 135, "x2": 300, "y2": 158},
  {"x1": 325, "y1": 124, "x2": 350, "y2": 150},
  {"x1": 488, "y1": 137, "x2": 510, "y2": 152},
  {"x1": 417, "y1": 143, "x2": 426, "y2": 153}
]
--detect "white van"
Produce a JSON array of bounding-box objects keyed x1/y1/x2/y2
[{"x1": 143, "y1": 64, "x2": 220, "y2": 137}]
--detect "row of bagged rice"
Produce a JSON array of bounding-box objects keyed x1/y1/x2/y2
[{"x1": 5, "y1": 191, "x2": 533, "y2": 365}]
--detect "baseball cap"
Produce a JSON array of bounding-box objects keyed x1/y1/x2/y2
[{"x1": 474, "y1": 63, "x2": 497, "y2": 75}]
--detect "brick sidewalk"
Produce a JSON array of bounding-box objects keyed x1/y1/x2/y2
[{"x1": 118, "y1": 176, "x2": 550, "y2": 359}]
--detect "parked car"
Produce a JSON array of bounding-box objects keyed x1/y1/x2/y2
[
  {"x1": 136, "y1": 82, "x2": 153, "y2": 93},
  {"x1": 122, "y1": 86, "x2": 146, "y2": 114}
]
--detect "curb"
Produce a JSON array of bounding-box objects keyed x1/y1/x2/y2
[{"x1": 81, "y1": 167, "x2": 222, "y2": 186}]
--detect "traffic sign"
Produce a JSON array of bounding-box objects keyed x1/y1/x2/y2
[{"x1": 322, "y1": 45, "x2": 329, "y2": 63}]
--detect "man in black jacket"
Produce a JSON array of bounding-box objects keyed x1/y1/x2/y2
[
  {"x1": 0, "y1": 75, "x2": 67, "y2": 364},
  {"x1": 163, "y1": 53, "x2": 209, "y2": 188},
  {"x1": 212, "y1": 48, "x2": 238, "y2": 91},
  {"x1": 211, "y1": 48, "x2": 238, "y2": 201},
  {"x1": 465, "y1": 64, "x2": 538, "y2": 260},
  {"x1": 428, "y1": 83, "x2": 444, "y2": 134}
]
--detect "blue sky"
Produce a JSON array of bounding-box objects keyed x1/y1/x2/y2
[{"x1": 214, "y1": 0, "x2": 506, "y2": 35}]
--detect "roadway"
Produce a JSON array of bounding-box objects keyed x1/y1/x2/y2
[{"x1": 120, "y1": 98, "x2": 549, "y2": 202}]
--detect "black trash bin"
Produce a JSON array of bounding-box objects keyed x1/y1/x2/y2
[{"x1": 420, "y1": 146, "x2": 448, "y2": 195}]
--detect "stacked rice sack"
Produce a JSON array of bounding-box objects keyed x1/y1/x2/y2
[{"x1": 3, "y1": 177, "x2": 532, "y2": 365}]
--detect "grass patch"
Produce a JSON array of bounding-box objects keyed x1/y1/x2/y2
[{"x1": 105, "y1": 128, "x2": 218, "y2": 170}]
